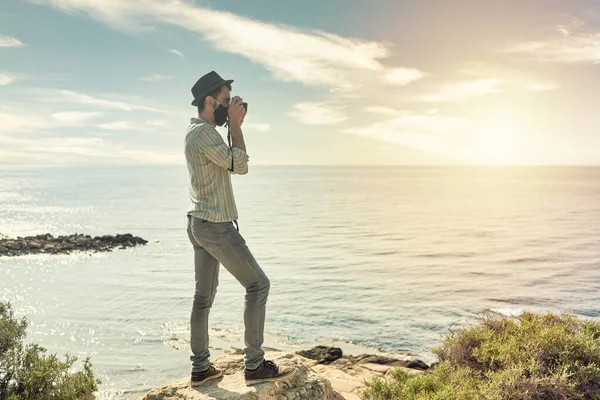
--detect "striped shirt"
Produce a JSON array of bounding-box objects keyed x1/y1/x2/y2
[{"x1": 184, "y1": 117, "x2": 249, "y2": 222}]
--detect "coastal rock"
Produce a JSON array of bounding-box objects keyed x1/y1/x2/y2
[
  {"x1": 138, "y1": 347, "x2": 430, "y2": 400},
  {"x1": 0, "y1": 233, "x2": 148, "y2": 257},
  {"x1": 136, "y1": 351, "x2": 344, "y2": 400},
  {"x1": 295, "y1": 347, "x2": 429, "y2": 399},
  {"x1": 296, "y1": 345, "x2": 343, "y2": 364}
]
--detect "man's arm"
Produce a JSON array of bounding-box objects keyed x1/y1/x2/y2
[
  {"x1": 229, "y1": 123, "x2": 248, "y2": 174},
  {"x1": 193, "y1": 125, "x2": 249, "y2": 175},
  {"x1": 227, "y1": 96, "x2": 249, "y2": 174}
]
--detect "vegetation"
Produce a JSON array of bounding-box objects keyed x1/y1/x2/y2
[
  {"x1": 0, "y1": 301, "x2": 100, "y2": 400},
  {"x1": 361, "y1": 312, "x2": 600, "y2": 400}
]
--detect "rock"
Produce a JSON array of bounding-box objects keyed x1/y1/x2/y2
[
  {"x1": 76, "y1": 237, "x2": 90, "y2": 246},
  {"x1": 0, "y1": 233, "x2": 148, "y2": 257},
  {"x1": 137, "y1": 351, "x2": 344, "y2": 400},
  {"x1": 291, "y1": 346, "x2": 431, "y2": 399},
  {"x1": 297, "y1": 346, "x2": 343, "y2": 365}
]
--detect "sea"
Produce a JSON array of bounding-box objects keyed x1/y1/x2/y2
[{"x1": 1, "y1": 165, "x2": 599, "y2": 399}]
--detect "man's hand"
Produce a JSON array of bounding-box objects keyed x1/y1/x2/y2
[{"x1": 228, "y1": 96, "x2": 246, "y2": 127}]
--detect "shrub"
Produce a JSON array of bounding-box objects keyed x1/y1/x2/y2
[
  {"x1": 361, "y1": 312, "x2": 600, "y2": 400},
  {"x1": 0, "y1": 301, "x2": 100, "y2": 400}
]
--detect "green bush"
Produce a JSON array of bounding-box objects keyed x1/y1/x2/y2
[
  {"x1": 0, "y1": 301, "x2": 100, "y2": 400},
  {"x1": 361, "y1": 312, "x2": 600, "y2": 400}
]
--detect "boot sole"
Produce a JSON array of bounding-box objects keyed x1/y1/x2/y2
[
  {"x1": 245, "y1": 368, "x2": 296, "y2": 386},
  {"x1": 190, "y1": 370, "x2": 223, "y2": 387}
]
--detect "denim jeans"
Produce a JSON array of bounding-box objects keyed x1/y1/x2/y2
[{"x1": 186, "y1": 214, "x2": 270, "y2": 372}]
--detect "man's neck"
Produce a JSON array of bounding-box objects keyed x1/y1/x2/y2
[{"x1": 198, "y1": 112, "x2": 216, "y2": 127}]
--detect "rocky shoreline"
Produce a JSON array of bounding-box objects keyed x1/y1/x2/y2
[
  {"x1": 137, "y1": 345, "x2": 432, "y2": 400},
  {"x1": 0, "y1": 233, "x2": 148, "y2": 257}
]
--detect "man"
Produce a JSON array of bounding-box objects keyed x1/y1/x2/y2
[{"x1": 184, "y1": 71, "x2": 295, "y2": 387}]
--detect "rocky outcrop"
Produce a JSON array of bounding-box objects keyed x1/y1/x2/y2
[
  {"x1": 136, "y1": 351, "x2": 345, "y2": 400},
  {"x1": 0, "y1": 233, "x2": 148, "y2": 257},
  {"x1": 296, "y1": 347, "x2": 428, "y2": 400},
  {"x1": 137, "y1": 347, "x2": 430, "y2": 400}
]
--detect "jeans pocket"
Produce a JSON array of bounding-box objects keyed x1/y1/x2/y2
[{"x1": 217, "y1": 222, "x2": 246, "y2": 249}]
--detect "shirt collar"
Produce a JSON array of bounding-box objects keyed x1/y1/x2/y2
[{"x1": 190, "y1": 117, "x2": 208, "y2": 124}]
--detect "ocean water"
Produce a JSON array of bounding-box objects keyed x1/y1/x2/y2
[{"x1": 1, "y1": 165, "x2": 599, "y2": 398}]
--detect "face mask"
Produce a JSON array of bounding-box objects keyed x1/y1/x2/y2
[{"x1": 211, "y1": 99, "x2": 229, "y2": 127}]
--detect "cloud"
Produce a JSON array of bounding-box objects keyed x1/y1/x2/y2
[
  {"x1": 51, "y1": 90, "x2": 162, "y2": 112},
  {"x1": 364, "y1": 107, "x2": 403, "y2": 117},
  {"x1": 289, "y1": 102, "x2": 348, "y2": 125},
  {"x1": 501, "y1": 17, "x2": 600, "y2": 64},
  {"x1": 345, "y1": 113, "x2": 469, "y2": 153},
  {"x1": 52, "y1": 111, "x2": 101, "y2": 123},
  {"x1": 138, "y1": 74, "x2": 173, "y2": 82},
  {"x1": 0, "y1": 107, "x2": 101, "y2": 133},
  {"x1": 32, "y1": 0, "x2": 426, "y2": 93},
  {"x1": 0, "y1": 35, "x2": 24, "y2": 47},
  {"x1": 243, "y1": 122, "x2": 270, "y2": 132},
  {"x1": 97, "y1": 121, "x2": 137, "y2": 130},
  {"x1": 421, "y1": 78, "x2": 503, "y2": 103},
  {"x1": 169, "y1": 48, "x2": 183, "y2": 57},
  {"x1": 384, "y1": 68, "x2": 427, "y2": 86},
  {"x1": 145, "y1": 120, "x2": 168, "y2": 127},
  {"x1": 418, "y1": 63, "x2": 560, "y2": 103},
  {"x1": 0, "y1": 74, "x2": 16, "y2": 86},
  {"x1": 0, "y1": 131, "x2": 182, "y2": 165}
]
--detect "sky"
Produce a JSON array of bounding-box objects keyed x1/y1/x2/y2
[{"x1": 1, "y1": 0, "x2": 599, "y2": 166}]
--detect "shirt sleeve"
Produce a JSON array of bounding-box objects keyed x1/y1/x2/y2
[{"x1": 193, "y1": 125, "x2": 249, "y2": 174}]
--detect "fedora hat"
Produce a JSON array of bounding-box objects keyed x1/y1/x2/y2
[{"x1": 191, "y1": 71, "x2": 234, "y2": 106}]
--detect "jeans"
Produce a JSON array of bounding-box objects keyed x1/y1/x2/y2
[{"x1": 186, "y1": 214, "x2": 270, "y2": 372}]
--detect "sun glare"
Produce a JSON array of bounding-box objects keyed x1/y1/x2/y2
[{"x1": 473, "y1": 112, "x2": 522, "y2": 164}]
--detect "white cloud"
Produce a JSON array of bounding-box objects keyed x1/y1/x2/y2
[
  {"x1": 169, "y1": 48, "x2": 183, "y2": 57},
  {"x1": 52, "y1": 90, "x2": 161, "y2": 112},
  {"x1": 0, "y1": 74, "x2": 16, "y2": 86},
  {"x1": 138, "y1": 74, "x2": 173, "y2": 82},
  {"x1": 52, "y1": 111, "x2": 101, "y2": 123},
  {"x1": 0, "y1": 35, "x2": 24, "y2": 47},
  {"x1": 97, "y1": 121, "x2": 137, "y2": 130},
  {"x1": 501, "y1": 17, "x2": 600, "y2": 64},
  {"x1": 1, "y1": 108, "x2": 101, "y2": 133},
  {"x1": 145, "y1": 120, "x2": 168, "y2": 127},
  {"x1": 243, "y1": 122, "x2": 270, "y2": 132},
  {"x1": 418, "y1": 64, "x2": 561, "y2": 103},
  {"x1": 32, "y1": 0, "x2": 426, "y2": 93},
  {"x1": 98, "y1": 119, "x2": 172, "y2": 131},
  {"x1": 384, "y1": 68, "x2": 427, "y2": 86},
  {"x1": 289, "y1": 102, "x2": 348, "y2": 125},
  {"x1": 364, "y1": 107, "x2": 403, "y2": 117},
  {"x1": 345, "y1": 113, "x2": 469, "y2": 153},
  {"x1": 421, "y1": 78, "x2": 503, "y2": 102},
  {"x1": 0, "y1": 131, "x2": 182, "y2": 165},
  {"x1": 525, "y1": 82, "x2": 560, "y2": 91}
]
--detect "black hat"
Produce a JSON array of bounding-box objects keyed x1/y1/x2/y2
[{"x1": 191, "y1": 71, "x2": 234, "y2": 107}]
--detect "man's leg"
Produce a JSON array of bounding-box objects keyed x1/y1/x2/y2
[
  {"x1": 192, "y1": 219, "x2": 270, "y2": 370},
  {"x1": 187, "y1": 216, "x2": 220, "y2": 373}
]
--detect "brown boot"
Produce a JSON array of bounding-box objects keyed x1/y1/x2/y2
[{"x1": 244, "y1": 359, "x2": 296, "y2": 386}]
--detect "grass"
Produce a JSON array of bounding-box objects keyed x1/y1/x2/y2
[{"x1": 360, "y1": 311, "x2": 600, "y2": 400}]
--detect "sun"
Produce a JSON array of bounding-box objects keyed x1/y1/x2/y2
[{"x1": 472, "y1": 111, "x2": 522, "y2": 164}]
